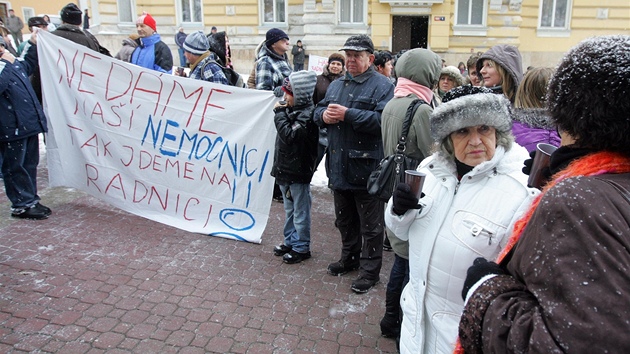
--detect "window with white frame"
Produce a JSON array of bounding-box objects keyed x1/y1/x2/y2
[
  {"x1": 339, "y1": 0, "x2": 365, "y2": 24},
  {"x1": 23, "y1": 7, "x2": 35, "y2": 23},
  {"x1": 456, "y1": 0, "x2": 485, "y2": 26},
  {"x1": 118, "y1": 0, "x2": 135, "y2": 23},
  {"x1": 180, "y1": 0, "x2": 202, "y2": 23},
  {"x1": 262, "y1": 0, "x2": 286, "y2": 24},
  {"x1": 539, "y1": 0, "x2": 570, "y2": 29}
]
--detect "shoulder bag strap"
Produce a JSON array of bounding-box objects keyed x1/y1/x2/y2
[{"x1": 397, "y1": 98, "x2": 428, "y2": 153}]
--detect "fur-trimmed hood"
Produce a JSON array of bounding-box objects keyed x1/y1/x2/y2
[{"x1": 512, "y1": 108, "x2": 555, "y2": 129}]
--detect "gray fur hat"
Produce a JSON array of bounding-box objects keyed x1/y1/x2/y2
[
  {"x1": 430, "y1": 86, "x2": 512, "y2": 141},
  {"x1": 440, "y1": 65, "x2": 464, "y2": 86}
]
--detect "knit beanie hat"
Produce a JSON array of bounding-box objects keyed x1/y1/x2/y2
[
  {"x1": 440, "y1": 66, "x2": 464, "y2": 87},
  {"x1": 289, "y1": 70, "x2": 317, "y2": 106},
  {"x1": 265, "y1": 28, "x2": 289, "y2": 48},
  {"x1": 431, "y1": 86, "x2": 512, "y2": 142},
  {"x1": 339, "y1": 34, "x2": 374, "y2": 54},
  {"x1": 60, "y1": 3, "x2": 82, "y2": 25},
  {"x1": 281, "y1": 77, "x2": 293, "y2": 96},
  {"x1": 136, "y1": 12, "x2": 157, "y2": 32},
  {"x1": 328, "y1": 53, "x2": 345, "y2": 67},
  {"x1": 184, "y1": 31, "x2": 209, "y2": 55}
]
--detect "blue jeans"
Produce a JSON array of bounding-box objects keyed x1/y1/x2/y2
[
  {"x1": 178, "y1": 47, "x2": 186, "y2": 67},
  {"x1": 386, "y1": 254, "x2": 409, "y2": 293},
  {"x1": 279, "y1": 183, "x2": 312, "y2": 253},
  {"x1": 0, "y1": 135, "x2": 41, "y2": 209}
]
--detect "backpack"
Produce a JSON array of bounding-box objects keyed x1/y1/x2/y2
[{"x1": 202, "y1": 59, "x2": 245, "y2": 88}]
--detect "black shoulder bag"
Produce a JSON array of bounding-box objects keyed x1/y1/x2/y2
[{"x1": 367, "y1": 99, "x2": 427, "y2": 202}]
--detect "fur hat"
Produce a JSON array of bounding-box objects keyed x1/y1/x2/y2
[
  {"x1": 208, "y1": 31, "x2": 227, "y2": 65},
  {"x1": 548, "y1": 35, "x2": 630, "y2": 153},
  {"x1": 440, "y1": 66, "x2": 464, "y2": 87},
  {"x1": 60, "y1": 3, "x2": 82, "y2": 25},
  {"x1": 328, "y1": 53, "x2": 345, "y2": 67},
  {"x1": 183, "y1": 31, "x2": 209, "y2": 55},
  {"x1": 28, "y1": 16, "x2": 48, "y2": 28},
  {"x1": 340, "y1": 35, "x2": 374, "y2": 54},
  {"x1": 136, "y1": 12, "x2": 157, "y2": 32},
  {"x1": 431, "y1": 86, "x2": 512, "y2": 141},
  {"x1": 265, "y1": 28, "x2": 289, "y2": 47},
  {"x1": 288, "y1": 70, "x2": 317, "y2": 107}
]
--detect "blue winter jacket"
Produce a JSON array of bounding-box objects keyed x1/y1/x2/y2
[
  {"x1": 313, "y1": 66, "x2": 394, "y2": 190},
  {"x1": 0, "y1": 44, "x2": 47, "y2": 142},
  {"x1": 131, "y1": 34, "x2": 173, "y2": 73}
]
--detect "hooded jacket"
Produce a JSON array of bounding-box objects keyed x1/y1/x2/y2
[
  {"x1": 271, "y1": 71, "x2": 319, "y2": 184},
  {"x1": 385, "y1": 145, "x2": 537, "y2": 354},
  {"x1": 131, "y1": 33, "x2": 173, "y2": 73},
  {"x1": 255, "y1": 44, "x2": 292, "y2": 91},
  {"x1": 313, "y1": 66, "x2": 394, "y2": 190},
  {"x1": 114, "y1": 37, "x2": 139, "y2": 62},
  {"x1": 511, "y1": 108, "x2": 561, "y2": 152},
  {"x1": 476, "y1": 45, "x2": 523, "y2": 98},
  {"x1": 382, "y1": 48, "x2": 442, "y2": 162}
]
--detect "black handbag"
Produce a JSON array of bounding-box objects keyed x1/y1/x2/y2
[{"x1": 367, "y1": 99, "x2": 427, "y2": 202}]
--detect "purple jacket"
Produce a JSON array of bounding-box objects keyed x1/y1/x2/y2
[{"x1": 511, "y1": 108, "x2": 560, "y2": 153}]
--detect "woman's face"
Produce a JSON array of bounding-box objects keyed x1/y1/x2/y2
[
  {"x1": 468, "y1": 66, "x2": 481, "y2": 86},
  {"x1": 439, "y1": 75, "x2": 456, "y2": 92},
  {"x1": 328, "y1": 61, "x2": 343, "y2": 75},
  {"x1": 450, "y1": 125, "x2": 497, "y2": 166},
  {"x1": 480, "y1": 60, "x2": 501, "y2": 88},
  {"x1": 377, "y1": 60, "x2": 393, "y2": 77}
]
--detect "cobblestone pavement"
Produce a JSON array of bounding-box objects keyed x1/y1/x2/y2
[{"x1": 0, "y1": 153, "x2": 398, "y2": 353}]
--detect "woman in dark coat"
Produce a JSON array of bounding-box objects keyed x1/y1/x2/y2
[
  {"x1": 458, "y1": 35, "x2": 630, "y2": 354},
  {"x1": 313, "y1": 53, "x2": 345, "y2": 168}
]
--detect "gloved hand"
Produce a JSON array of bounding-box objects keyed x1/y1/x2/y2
[
  {"x1": 522, "y1": 149, "x2": 536, "y2": 175},
  {"x1": 461, "y1": 257, "x2": 505, "y2": 300},
  {"x1": 392, "y1": 182, "x2": 422, "y2": 216},
  {"x1": 273, "y1": 86, "x2": 284, "y2": 97}
]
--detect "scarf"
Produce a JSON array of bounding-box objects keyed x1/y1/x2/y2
[
  {"x1": 394, "y1": 77, "x2": 434, "y2": 103},
  {"x1": 454, "y1": 150, "x2": 630, "y2": 354}
]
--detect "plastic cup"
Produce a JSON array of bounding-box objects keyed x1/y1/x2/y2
[
  {"x1": 405, "y1": 170, "x2": 426, "y2": 198},
  {"x1": 527, "y1": 143, "x2": 558, "y2": 189}
]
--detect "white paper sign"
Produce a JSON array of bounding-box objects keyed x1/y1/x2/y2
[
  {"x1": 307, "y1": 54, "x2": 328, "y2": 75},
  {"x1": 37, "y1": 30, "x2": 277, "y2": 243}
]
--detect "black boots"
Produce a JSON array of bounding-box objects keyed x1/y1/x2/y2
[{"x1": 380, "y1": 291, "x2": 402, "y2": 338}]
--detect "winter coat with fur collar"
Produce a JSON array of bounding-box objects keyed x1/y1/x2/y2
[
  {"x1": 511, "y1": 108, "x2": 561, "y2": 153},
  {"x1": 385, "y1": 144, "x2": 538, "y2": 354}
]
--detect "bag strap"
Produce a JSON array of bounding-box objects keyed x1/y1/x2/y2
[{"x1": 396, "y1": 98, "x2": 428, "y2": 154}]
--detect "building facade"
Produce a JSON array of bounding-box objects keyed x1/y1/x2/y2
[{"x1": 3, "y1": 0, "x2": 630, "y2": 72}]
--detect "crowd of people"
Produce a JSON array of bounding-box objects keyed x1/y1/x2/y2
[{"x1": 2, "y1": 6, "x2": 629, "y2": 352}]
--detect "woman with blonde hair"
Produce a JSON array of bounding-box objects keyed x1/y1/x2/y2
[
  {"x1": 476, "y1": 45, "x2": 522, "y2": 103},
  {"x1": 511, "y1": 66, "x2": 560, "y2": 152}
]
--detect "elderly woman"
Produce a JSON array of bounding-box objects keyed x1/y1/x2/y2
[
  {"x1": 385, "y1": 86, "x2": 538, "y2": 354},
  {"x1": 458, "y1": 35, "x2": 630, "y2": 353}
]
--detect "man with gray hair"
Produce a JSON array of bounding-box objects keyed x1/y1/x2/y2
[{"x1": 313, "y1": 34, "x2": 394, "y2": 294}]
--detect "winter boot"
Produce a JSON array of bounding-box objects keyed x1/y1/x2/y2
[{"x1": 380, "y1": 291, "x2": 402, "y2": 338}]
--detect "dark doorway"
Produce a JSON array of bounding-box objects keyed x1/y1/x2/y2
[{"x1": 392, "y1": 15, "x2": 429, "y2": 53}]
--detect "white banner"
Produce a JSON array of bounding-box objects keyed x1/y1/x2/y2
[
  {"x1": 37, "y1": 31, "x2": 277, "y2": 243},
  {"x1": 307, "y1": 54, "x2": 328, "y2": 75}
]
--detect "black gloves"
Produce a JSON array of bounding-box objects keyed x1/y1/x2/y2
[
  {"x1": 461, "y1": 257, "x2": 505, "y2": 300},
  {"x1": 392, "y1": 182, "x2": 422, "y2": 216}
]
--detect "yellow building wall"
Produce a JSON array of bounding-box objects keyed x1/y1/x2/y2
[{"x1": 1, "y1": 0, "x2": 69, "y2": 33}]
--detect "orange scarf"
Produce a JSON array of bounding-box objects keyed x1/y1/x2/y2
[{"x1": 454, "y1": 151, "x2": 630, "y2": 354}]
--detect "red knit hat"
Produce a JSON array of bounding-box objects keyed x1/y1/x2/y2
[{"x1": 136, "y1": 12, "x2": 157, "y2": 32}]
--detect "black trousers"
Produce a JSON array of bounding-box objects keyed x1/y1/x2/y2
[{"x1": 332, "y1": 189, "x2": 384, "y2": 279}]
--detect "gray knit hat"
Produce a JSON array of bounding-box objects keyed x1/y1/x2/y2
[
  {"x1": 289, "y1": 70, "x2": 317, "y2": 107},
  {"x1": 183, "y1": 31, "x2": 209, "y2": 55},
  {"x1": 430, "y1": 86, "x2": 512, "y2": 141}
]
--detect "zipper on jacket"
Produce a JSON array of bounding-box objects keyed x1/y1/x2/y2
[{"x1": 454, "y1": 181, "x2": 461, "y2": 194}]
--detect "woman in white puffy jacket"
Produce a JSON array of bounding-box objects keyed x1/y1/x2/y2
[{"x1": 385, "y1": 86, "x2": 538, "y2": 354}]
